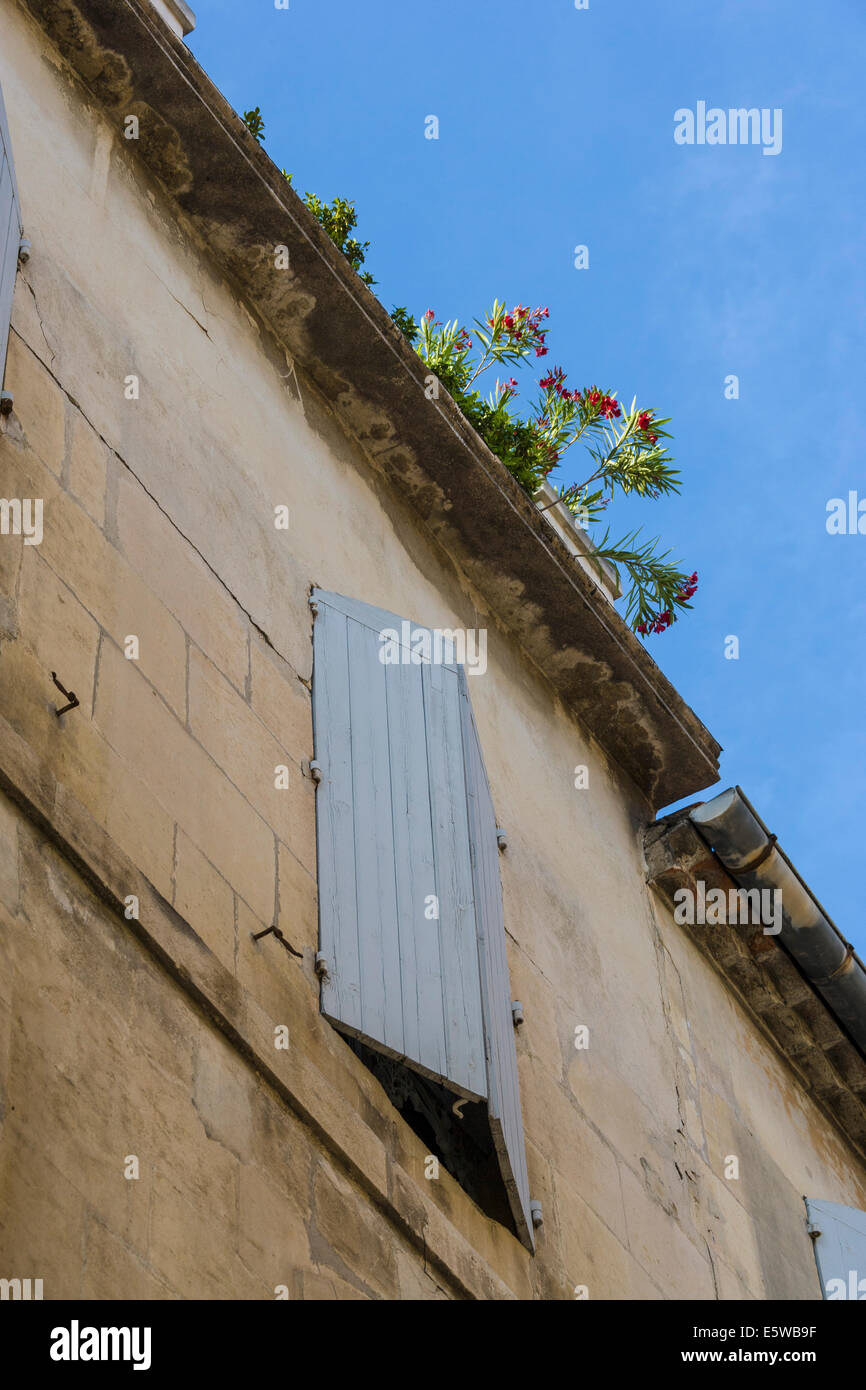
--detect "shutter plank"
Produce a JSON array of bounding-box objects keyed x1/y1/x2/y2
[
  {"x1": 0, "y1": 83, "x2": 21, "y2": 391},
  {"x1": 460, "y1": 671, "x2": 534, "y2": 1250},
  {"x1": 0, "y1": 84, "x2": 21, "y2": 204},
  {"x1": 345, "y1": 615, "x2": 404, "y2": 1056},
  {"x1": 423, "y1": 658, "x2": 486, "y2": 1098},
  {"x1": 314, "y1": 601, "x2": 363, "y2": 1034},
  {"x1": 0, "y1": 153, "x2": 19, "y2": 390},
  {"x1": 386, "y1": 659, "x2": 446, "y2": 1079}
]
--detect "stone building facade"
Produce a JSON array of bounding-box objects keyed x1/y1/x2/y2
[{"x1": 1, "y1": 0, "x2": 865, "y2": 1300}]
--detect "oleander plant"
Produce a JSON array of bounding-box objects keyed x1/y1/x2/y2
[{"x1": 243, "y1": 107, "x2": 697, "y2": 635}]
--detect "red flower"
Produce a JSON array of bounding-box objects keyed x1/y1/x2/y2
[
  {"x1": 675, "y1": 571, "x2": 699, "y2": 602},
  {"x1": 424, "y1": 308, "x2": 435, "y2": 321}
]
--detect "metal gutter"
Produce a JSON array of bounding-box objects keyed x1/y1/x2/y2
[
  {"x1": 148, "y1": 0, "x2": 196, "y2": 38},
  {"x1": 533, "y1": 481, "x2": 622, "y2": 605},
  {"x1": 690, "y1": 787, "x2": 866, "y2": 1055}
]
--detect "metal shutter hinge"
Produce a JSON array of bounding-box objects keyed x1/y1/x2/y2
[
  {"x1": 315, "y1": 953, "x2": 329, "y2": 978},
  {"x1": 530, "y1": 1200, "x2": 543, "y2": 1229},
  {"x1": 496, "y1": 826, "x2": 507, "y2": 851},
  {"x1": 18, "y1": 238, "x2": 32, "y2": 264},
  {"x1": 511, "y1": 1001, "x2": 524, "y2": 1027},
  {"x1": 0, "y1": 391, "x2": 13, "y2": 416},
  {"x1": 308, "y1": 760, "x2": 323, "y2": 783},
  {"x1": 308, "y1": 595, "x2": 319, "y2": 616}
]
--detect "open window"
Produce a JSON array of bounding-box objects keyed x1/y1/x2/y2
[{"x1": 311, "y1": 589, "x2": 534, "y2": 1250}]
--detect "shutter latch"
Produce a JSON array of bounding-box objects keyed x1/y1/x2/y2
[{"x1": 251, "y1": 924, "x2": 303, "y2": 958}]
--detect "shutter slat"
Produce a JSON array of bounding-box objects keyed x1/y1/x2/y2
[
  {"x1": 314, "y1": 601, "x2": 363, "y2": 1034},
  {"x1": 345, "y1": 615, "x2": 404, "y2": 1055},
  {"x1": 386, "y1": 660, "x2": 446, "y2": 1078},
  {"x1": 460, "y1": 670, "x2": 534, "y2": 1250},
  {"x1": 423, "y1": 658, "x2": 486, "y2": 1098},
  {"x1": 313, "y1": 590, "x2": 486, "y2": 1099},
  {"x1": 0, "y1": 83, "x2": 22, "y2": 391}
]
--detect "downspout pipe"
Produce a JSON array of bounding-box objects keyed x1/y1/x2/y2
[{"x1": 689, "y1": 787, "x2": 866, "y2": 1057}]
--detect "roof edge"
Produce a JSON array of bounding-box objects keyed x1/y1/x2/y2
[
  {"x1": 16, "y1": 0, "x2": 721, "y2": 809},
  {"x1": 645, "y1": 804, "x2": 866, "y2": 1164}
]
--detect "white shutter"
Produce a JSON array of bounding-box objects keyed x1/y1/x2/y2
[
  {"x1": 312, "y1": 591, "x2": 534, "y2": 1249},
  {"x1": 0, "y1": 81, "x2": 22, "y2": 394},
  {"x1": 312, "y1": 590, "x2": 487, "y2": 1100},
  {"x1": 806, "y1": 1198, "x2": 866, "y2": 1299}
]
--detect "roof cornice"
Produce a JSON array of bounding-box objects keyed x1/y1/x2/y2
[
  {"x1": 646, "y1": 811, "x2": 866, "y2": 1164},
  {"x1": 17, "y1": 0, "x2": 721, "y2": 808}
]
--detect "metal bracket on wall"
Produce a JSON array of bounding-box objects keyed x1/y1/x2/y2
[
  {"x1": 251, "y1": 924, "x2": 303, "y2": 958},
  {"x1": 496, "y1": 826, "x2": 507, "y2": 851},
  {"x1": 51, "y1": 672, "x2": 80, "y2": 717}
]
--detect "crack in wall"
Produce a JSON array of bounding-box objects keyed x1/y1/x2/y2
[{"x1": 7, "y1": 326, "x2": 283, "y2": 661}]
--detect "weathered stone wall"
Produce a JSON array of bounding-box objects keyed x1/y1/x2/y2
[{"x1": 1, "y1": 0, "x2": 864, "y2": 1299}]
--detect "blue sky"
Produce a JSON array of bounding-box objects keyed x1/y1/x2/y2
[{"x1": 189, "y1": 0, "x2": 865, "y2": 950}]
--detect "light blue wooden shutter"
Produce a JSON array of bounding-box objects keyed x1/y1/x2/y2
[
  {"x1": 805, "y1": 1198, "x2": 866, "y2": 1299},
  {"x1": 459, "y1": 670, "x2": 534, "y2": 1249},
  {"x1": 0, "y1": 82, "x2": 22, "y2": 393},
  {"x1": 313, "y1": 590, "x2": 534, "y2": 1248},
  {"x1": 312, "y1": 590, "x2": 487, "y2": 1101}
]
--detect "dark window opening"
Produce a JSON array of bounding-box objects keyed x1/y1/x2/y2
[{"x1": 347, "y1": 1036, "x2": 516, "y2": 1236}]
